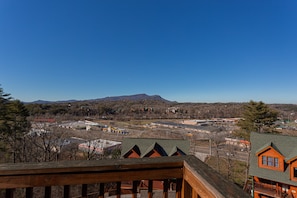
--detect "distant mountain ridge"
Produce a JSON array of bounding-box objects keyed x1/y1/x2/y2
[
  {"x1": 29, "y1": 94, "x2": 172, "y2": 104},
  {"x1": 96, "y1": 94, "x2": 170, "y2": 102}
]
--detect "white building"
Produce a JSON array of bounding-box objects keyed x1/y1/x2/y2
[{"x1": 78, "y1": 139, "x2": 121, "y2": 154}]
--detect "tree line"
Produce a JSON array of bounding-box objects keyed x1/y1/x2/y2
[{"x1": 25, "y1": 101, "x2": 245, "y2": 120}]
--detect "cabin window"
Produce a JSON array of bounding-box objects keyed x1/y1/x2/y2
[
  {"x1": 294, "y1": 167, "x2": 297, "y2": 178},
  {"x1": 261, "y1": 155, "x2": 279, "y2": 167},
  {"x1": 274, "y1": 158, "x2": 279, "y2": 167},
  {"x1": 262, "y1": 156, "x2": 267, "y2": 165},
  {"x1": 267, "y1": 157, "x2": 274, "y2": 166}
]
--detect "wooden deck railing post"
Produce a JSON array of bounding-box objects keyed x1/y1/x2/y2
[
  {"x1": 44, "y1": 186, "x2": 51, "y2": 198},
  {"x1": 176, "y1": 178, "x2": 182, "y2": 198},
  {"x1": 63, "y1": 185, "x2": 70, "y2": 198},
  {"x1": 26, "y1": 187, "x2": 33, "y2": 198},
  {"x1": 5, "y1": 189, "x2": 13, "y2": 198},
  {"x1": 183, "y1": 180, "x2": 192, "y2": 198},
  {"x1": 148, "y1": 180, "x2": 153, "y2": 198},
  {"x1": 99, "y1": 183, "x2": 104, "y2": 198},
  {"x1": 132, "y1": 181, "x2": 138, "y2": 198},
  {"x1": 163, "y1": 179, "x2": 169, "y2": 198},
  {"x1": 82, "y1": 184, "x2": 87, "y2": 197},
  {"x1": 116, "y1": 182, "x2": 121, "y2": 198}
]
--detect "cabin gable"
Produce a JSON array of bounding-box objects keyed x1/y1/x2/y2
[
  {"x1": 123, "y1": 145, "x2": 141, "y2": 158},
  {"x1": 257, "y1": 146, "x2": 285, "y2": 172}
]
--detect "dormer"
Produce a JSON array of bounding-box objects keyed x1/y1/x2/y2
[
  {"x1": 256, "y1": 142, "x2": 285, "y2": 172},
  {"x1": 168, "y1": 146, "x2": 187, "y2": 156},
  {"x1": 142, "y1": 142, "x2": 167, "y2": 158}
]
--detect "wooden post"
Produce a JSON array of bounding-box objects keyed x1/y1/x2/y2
[
  {"x1": 116, "y1": 182, "x2": 121, "y2": 198},
  {"x1": 63, "y1": 185, "x2": 70, "y2": 198},
  {"x1": 132, "y1": 181, "x2": 138, "y2": 198},
  {"x1": 26, "y1": 187, "x2": 33, "y2": 198},
  {"x1": 163, "y1": 179, "x2": 169, "y2": 198},
  {"x1": 176, "y1": 179, "x2": 182, "y2": 198},
  {"x1": 148, "y1": 180, "x2": 153, "y2": 198},
  {"x1": 44, "y1": 186, "x2": 51, "y2": 198},
  {"x1": 183, "y1": 180, "x2": 192, "y2": 198},
  {"x1": 82, "y1": 184, "x2": 87, "y2": 197},
  {"x1": 5, "y1": 189, "x2": 13, "y2": 198},
  {"x1": 99, "y1": 183, "x2": 104, "y2": 198}
]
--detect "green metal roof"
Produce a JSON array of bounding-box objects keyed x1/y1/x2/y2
[
  {"x1": 255, "y1": 141, "x2": 283, "y2": 157},
  {"x1": 286, "y1": 146, "x2": 297, "y2": 162},
  {"x1": 121, "y1": 138, "x2": 190, "y2": 158},
  {"x1": 249, "y1": 132, "x2": 297, "y2": 186},
  {"x1": 255, "y1": 141, "x2": 273, "y2": 155}
]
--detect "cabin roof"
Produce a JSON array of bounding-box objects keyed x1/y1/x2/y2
[
  {"x1": 249, "y1": 132, "x2": 297, "y2": 185},
  {"x1": 121, "y1": 138, "x2": 190, "y2": 158},
  {"x1": 255, "y1": 142, "x2": 283, "y2": 157}
]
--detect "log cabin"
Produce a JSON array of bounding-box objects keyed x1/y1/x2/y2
[{"x1": 249, "y1": 132, "x2": 297, "y2": 198}]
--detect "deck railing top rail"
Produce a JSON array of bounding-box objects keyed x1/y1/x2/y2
[{"x1": 0, "y1": 155, "x2": 185, "y2": 176}]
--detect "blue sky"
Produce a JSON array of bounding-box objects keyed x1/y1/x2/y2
[{"x1": 0, "y1": 0, "x2": 296, "y2": 103}]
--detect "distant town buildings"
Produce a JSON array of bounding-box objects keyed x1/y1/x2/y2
[
  {"x1": 78, "y1": 139, "x2": 121, "y2": 155},
  {"x1": 225, "y1": 137, "x2": 250, "y2": 150},
  {"x1": 102, "y1": 126, "x2": 129, "y2": 135},
  {"x1": 58, "y1": 120, "x2": 100, "y2": 131},
  {"x1": 150, "y1": 121, "x2": 221, "y2": 134}
]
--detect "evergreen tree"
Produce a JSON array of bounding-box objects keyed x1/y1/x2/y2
[
  {"x1": 235, "y1": 100, "x2": 278, "y2": 140},
  {"x1": 0, "y1": 86, "x2": 31, "y2": 162},
  {"x1": 0, "y1": 86, "x2": 11, "y2": 133},
  {"x1": 7, "y1": 100, "x2": 31, "y2": 162}
]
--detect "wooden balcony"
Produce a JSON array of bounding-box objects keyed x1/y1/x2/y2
[
  {"x1": 0, "y1": 155, "x2": 250, "y2": 198},
  {"x1": 254, "y1": 182, "x2": 282, "y2": 198}
]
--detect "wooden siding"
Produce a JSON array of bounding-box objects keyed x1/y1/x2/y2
[
  {"x1": 257, "y1": 147, "x2": 285, "y2": 172},
  {"x1": 290, "y1": 159, "x2": 297, "y2": 182}
]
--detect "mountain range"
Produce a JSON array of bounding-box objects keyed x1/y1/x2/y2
[{"x1": 29, "y1": 94, "x2": 172, "y2": 104}]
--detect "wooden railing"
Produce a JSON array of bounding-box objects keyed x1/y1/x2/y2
[
  {"x1": 0, "y1": 155, "x2": 250, "y2": 198},
  {"x1": 254, "y1": 182, "x2": 282, "y2": 198}
]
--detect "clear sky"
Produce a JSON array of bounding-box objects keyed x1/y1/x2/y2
[{"x1": 0, "y1": 0, "x2": 296, "y2": 104}]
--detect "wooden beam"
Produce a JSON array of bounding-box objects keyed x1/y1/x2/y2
[
  {"x1": 0, "y1": 167, "x2": 182, "y2": 188},
  {"x1": 0, "y1": 156, "x2": 185, "y2": 176},
  {"x1": 183, "y1": 164, "x2": 215, "y2": 198},
  {"x1": 183, "y1": 156, "x2": 250, "y2": 198}
]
